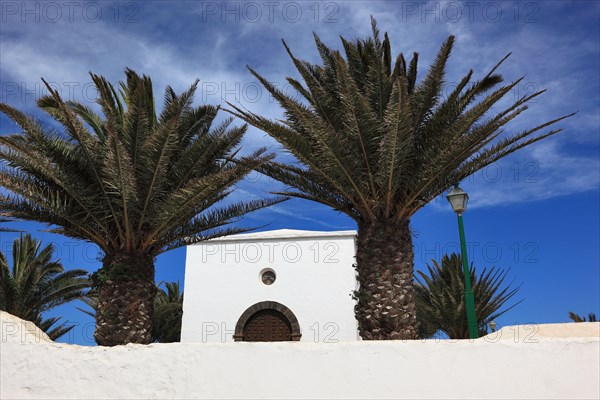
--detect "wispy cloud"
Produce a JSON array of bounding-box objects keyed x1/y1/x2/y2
[
  {"x1": 1, "y1": 0, "x2": 598, "y2": 212},
  {"x1": 428, "y1": 138, "x2": 599, "y2": 211}
]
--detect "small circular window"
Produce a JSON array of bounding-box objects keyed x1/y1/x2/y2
[{"x1": 260, "y1": 269, "x2": 276, "y2": 285}]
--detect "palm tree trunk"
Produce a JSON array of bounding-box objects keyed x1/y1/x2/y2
[
  {"x1": 355, "y1": 220, "x2": 418, "y2": 340},
  {"x1": 94, "y1": 254, "x2": 156, "y2": 346}
]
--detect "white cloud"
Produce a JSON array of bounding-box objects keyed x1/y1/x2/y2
[
  {"x1": 1, "y1": 1, "x2": 597, "y2": 210},
  {"x1": 428, "y1": 138, "x2": 599, "y2": 211}
]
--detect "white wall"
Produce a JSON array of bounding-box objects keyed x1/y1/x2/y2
[
  {"x1": 2, "y1": 313, "x2": 599, "y2": 399},
  {"x1": 181, "y1": 229, "x2": 359, "y2": 343},
  {"x1": 2, "y1": 327, "x2": 599, "y2": 399}
]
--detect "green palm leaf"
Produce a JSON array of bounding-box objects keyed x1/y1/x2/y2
[{"x1": 0, "y1": 234, "x2": 89, "y2": 340}]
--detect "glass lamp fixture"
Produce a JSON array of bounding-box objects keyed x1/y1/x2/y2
[{"x1": 446, "y1": 186, "x2": 469, "y2": 214}]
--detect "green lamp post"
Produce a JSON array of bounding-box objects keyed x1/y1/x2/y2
[{"x1": 447, "y1": 185, "x2": 479, "y2": 339}]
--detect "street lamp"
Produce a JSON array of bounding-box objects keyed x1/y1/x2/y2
[
  {"x1": 489, "y1": 321, "x2": 497, "y2": 333},
  {"x1": 447, "y1": 185, "x2": 479, "y2": 339}
]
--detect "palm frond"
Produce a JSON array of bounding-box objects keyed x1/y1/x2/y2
[
  {"x1": 0, "y1": 235, "x2": 90, "y2": 340},
  {"x1": 1, "y1": 69, "x2": 278, "y2": 257},
  {"x1": 227, "y1": 19, "x2": 574, "y2": 224},
  {"x1": 414, "y1": 253, "x2": 521, "y2": 339}
]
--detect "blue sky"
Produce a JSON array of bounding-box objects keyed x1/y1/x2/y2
[{"x1": 0, "y1": 1, "x2": 598, "y2": 345}]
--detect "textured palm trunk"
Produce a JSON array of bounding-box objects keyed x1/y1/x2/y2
[
  {"x1": 94, "y1": 254, "x2": 156, "y2": 346},
  {"x1": 355, "y1": 220, "x2": 418, "y2": 340}
]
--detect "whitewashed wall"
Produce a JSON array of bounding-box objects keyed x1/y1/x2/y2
[
  {"x1": 2, "y1": 313, "x2": 599, "y2": 399},
  {"x1": 181, "y1": 229, "x2": 359, "y2": 343},
  {"x1": 2, "y1": 324, "x2": 599, "y2": 399}
]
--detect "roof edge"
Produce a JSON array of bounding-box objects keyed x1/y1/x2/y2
[{"x1": 190, "y1": 229, "x2": 357, "y2": 244}]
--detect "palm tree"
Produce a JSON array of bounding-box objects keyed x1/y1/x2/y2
[
  {"x1": 568, "y1": 312, "x2": 597, "y2": 322},
  {"x1": 0, "y1": 234, "x2": 89, "y2": 340},
  {"x1": 152, "y1": 281, "x2": 183, "y2": 342},
  {"x1": 414, "y1": 253, "x2": 521, "y2": 339},
  {"x1": 0, "y1": 69, "x2": 282, "y2": 345},
  {"x1": 80, "y1": 281, "x2": 184, "y2": 343},
  {"x1": 228, "y1": 18, "x2": 574, "y2": 339}
]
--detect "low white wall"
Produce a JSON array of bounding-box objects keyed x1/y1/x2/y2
[{"x1": 2, "y1": 323, "x2": 599, "y2": 399}]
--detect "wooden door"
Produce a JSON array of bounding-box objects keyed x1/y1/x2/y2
[{"x1": 243, "y1": 309, "x2": 292, "y2": 341}]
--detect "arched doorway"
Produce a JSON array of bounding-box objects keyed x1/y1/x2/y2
[{"x1": 233, "y1": 301, "x2": 301, "y2": 342}]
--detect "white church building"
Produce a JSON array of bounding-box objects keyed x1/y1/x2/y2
[{"x1": 181, "y1": 229, "x2": 359, "y2": 343}]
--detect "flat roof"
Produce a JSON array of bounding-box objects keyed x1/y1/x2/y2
[{"x1": 191, "y1": 229, "x2": 357, "y2": 244}]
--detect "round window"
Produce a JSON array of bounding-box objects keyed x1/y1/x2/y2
[{"x1": 260, "y1": 269, "x2": 276, "y2": 285}]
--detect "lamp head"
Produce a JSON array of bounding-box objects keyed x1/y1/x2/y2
[{"x1": 446, "y1": 186, "x2": 469, "y2": 214}]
